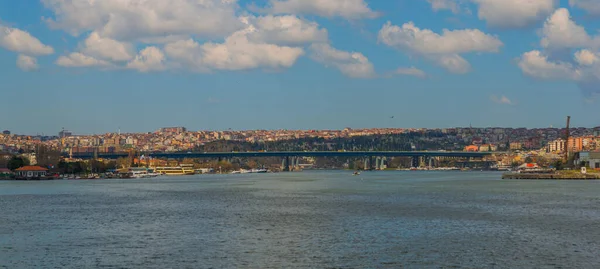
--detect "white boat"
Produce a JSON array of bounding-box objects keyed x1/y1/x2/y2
[{"x1": 232, "y1": 168, "x2": 268, "y2": 174}]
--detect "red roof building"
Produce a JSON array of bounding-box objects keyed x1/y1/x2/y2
[{"x1": 14, "y1": 166, "x2": 48, "y2": 179}]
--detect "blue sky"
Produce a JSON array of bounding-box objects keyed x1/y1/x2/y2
[{"x1": 0, "y1": 0, "x2": 599, "y2": 135}]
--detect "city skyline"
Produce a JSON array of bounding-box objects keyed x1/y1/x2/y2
[
  {"x1": 2, "y1": 123, "x2": 597, "y2": 137},
  {"x1": 1, "y1": 0, "x2": 600, "y2": 134}
]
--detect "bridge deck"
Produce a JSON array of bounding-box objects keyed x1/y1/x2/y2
[{"x1": 65, "y1": 151, "x2": 495, "y2": 159}]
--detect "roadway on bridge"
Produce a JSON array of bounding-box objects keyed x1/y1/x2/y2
[{"x1": 65, "y1": 151, "x2": 495, "y2": 160}]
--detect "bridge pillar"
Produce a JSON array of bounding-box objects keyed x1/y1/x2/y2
[
  {"x1": 285, "y1": 156, "x2": 291, "y2": 172},
  {"x1": 412, "y1": 156, "x2": 419, "y2": 168},
  {"x1": 364, "y1": 158, "x2": 369, "y2": 171}
]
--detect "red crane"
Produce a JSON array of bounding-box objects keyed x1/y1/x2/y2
[{"x1": 564, "y1": 116, "x2": 571, "y2": 164}]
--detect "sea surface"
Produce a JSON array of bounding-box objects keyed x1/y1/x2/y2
[{"x1": 1, "y1": 171, "x2": 600, "y2": 268}]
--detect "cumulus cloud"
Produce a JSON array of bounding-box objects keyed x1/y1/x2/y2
[
  {"x1": 41, "y1": 0, "x2": 242, "y2": 41},
  {"x1": 0, "y1": 25, "x2": 54, "y2": 56},
  {"x1": 393, "y1": 67, "x2": 427, "y2": 78},
  {"x1": 378, "y1": 21, "x2": 502, "y2": 74},
  {"x1": 516, "y1": 8, "x2": 600, "y2": 100},
  {"x1": 472, "y1": 0, "x2": 556, "y2": 28},
  {"x1": 165, "y1": 28, "x2": 305, "y2": 72},
  {"x1": 574, "y1": 49, "x2": 599, "y2": 66},
  {"x1": 247, "y1": 15, "x2": 328, "y2": 46},
  {"x1": 265, "y1": 0, "x2": 379, "y2": 19},
  {"x1": 570, "y1": 0, "x2": 600, "y2": 16},
  {"x1": 309, "y1": 43, "x2": 375, "y2": 78},
  {"x1": 517, "y1": 50, "x2": 581, "y2": 80},
  {"x1": 82, "y1": 32, "x2": 134, "y2": 62},
  {"x1": 56, "y1": 52, "x2": 112, "y2": 68},
  {"x1": 126, "y1": 47, "x2": 166, "y2": 72},
  {"x1": 540, "y1": 8, "x2": 599, "y2": 50},
  {"x1": 490, "y1": 95, "x2": 514, "y2": 105},
  {"x1": 16, "y1": 54, "x2": 39, "y2": 71}
]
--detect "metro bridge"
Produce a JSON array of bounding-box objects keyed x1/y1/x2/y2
[
  {"x1": 65, "y1": 151, "x2": 495, "y2": 171},
  {"x1": 66, "y1": 151, "x2": 493, "y2": 159}
]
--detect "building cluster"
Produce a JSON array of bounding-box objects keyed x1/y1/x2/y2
[{"x1": 1, "y1": 126, "x2": 600, "y2": 156}]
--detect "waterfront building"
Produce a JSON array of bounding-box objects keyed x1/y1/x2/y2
[
  {"x1": 574, "y1": 152, "x2": 600, "y2": 169},
  {"x1": 0, "y1": 168, "x2": 12, "y2": 178},
  {"x1": 14, "y1": 166, "x2": 48, "y2": 179}
]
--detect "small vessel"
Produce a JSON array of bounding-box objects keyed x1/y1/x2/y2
[
  {"x1": 353, "y1": 171, "x2": 361, "y2": 176},
  {"x1": 232, "y1": 168, "x2": 269, "y2": 174}
]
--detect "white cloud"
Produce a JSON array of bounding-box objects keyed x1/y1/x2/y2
[
  {"x1": 309, "y1": 43, "x2": 375, "y2": 78},
  {"x1": 378, "y1": 22, "x2": 502, "y2": 56},
  {"x1": 394, "y1": 67, "x2": 427, "y2": 78},
  {"x1": 472, "y1": 0, "x2": 556, "y2": 28},
  {"x1": 570, "y1": 0, "x2": 600, "y2": 16},
  {"x1": 540, "y1": 8, "x2": 599, "y2": 50},
  {"x1": 0, "y1": 25, "x2": 54, "y2": 56},
  {"x1": 56, "y1": 52, "x2": 112, "y2": 67},
  {"x1": 248, "y1": 15, "x2": 328, "y2": 46},
  {"x1": 378, "y1": 21, "x2": 502, "y2": 74},
  {"x1": 435, "y1": 54, "x2": 471, "y2": 74},
  {"x1": 126, "y1": 47, "x2": 166, "y2": 72},
  {"x1": 574, "y1": 49, "x2": 599, "y2": 66},
  {"x1": 428, "y1": 0, "x2": 461, "y2": 14},
  {"x1": 82, "y1": 32, "x2": 134, "y2": 62},
  {"x1": 266, "y1": 0, "x2": 379, "y2": 19},
  {"x1": 41, "y1": 0, "x2": 242, "y2": 41},
  {"x1": 165, "y1": 28, "x2": 305, "y2": 72},
  {"x1": 490, "y1": 95, "x2": 514, "y2": 105},
  {"x1": 16, "y1": 54, "x2": 38, "y2": 71},
  {"x1": 517, "y1": 50, "x2": 581, "y2": 80}
]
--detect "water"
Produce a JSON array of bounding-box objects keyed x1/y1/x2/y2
[{"x1": 1, "y1": 171, "x2": 600, "y2": 268}]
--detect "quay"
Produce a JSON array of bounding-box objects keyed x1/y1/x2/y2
[{"x1": 502, "y1": 172, "x2": 600, "y2": 180}]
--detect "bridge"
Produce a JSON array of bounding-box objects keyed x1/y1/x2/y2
[
  {"x1": 65, "y1": 151, "x2": 496, "y2": 171},
  {"x1": 66, "y1": 151, "x2": 493, "y2": 159}
]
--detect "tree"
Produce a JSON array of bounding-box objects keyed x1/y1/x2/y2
[
  {"x1": 524, "y1": 156, "x2": 534, "y2": 163},
  {"x1": 8, "y1": 156, "x2": 30, "y2": 171},
  {"x1": 35, "y1": 145, "x2": 60, "y2": 168}
]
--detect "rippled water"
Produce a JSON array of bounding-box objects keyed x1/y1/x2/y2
[{"x1": 1, "y1": 171, "x2": 600, "y2": 268}]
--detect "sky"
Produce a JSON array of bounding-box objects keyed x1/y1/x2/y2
[{"x1": 1, "y1": 0, "x2": 600, "y2": 135}]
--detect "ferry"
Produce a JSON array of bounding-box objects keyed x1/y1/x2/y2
[{"x1": 154, "y1": 165, "x2": 195, "y2": 176}]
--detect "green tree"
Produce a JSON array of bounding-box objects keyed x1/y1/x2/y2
[
  {"x1": 524, "y1": 156, "x2": 534, "y2": 163},
  {"x1": 8, "y1": 156, "x2": 30, "y2": 171}
]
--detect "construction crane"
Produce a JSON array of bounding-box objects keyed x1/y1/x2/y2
[{"x1": 564, "y1": 116, "x2": 571, "y2": 164}]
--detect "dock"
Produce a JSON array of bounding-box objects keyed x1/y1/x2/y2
[{"x1": 502, "y1": 173, "x2": 600, "y2": 180}]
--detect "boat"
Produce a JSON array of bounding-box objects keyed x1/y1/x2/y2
[
  {"x1": 232, "y1": 168, "x2": 269, "y2": 174},
  {"x1": 154, "y1": 166, "x2": 195, "y2": 176},
  {"x1": 353, "y1": 171, "x2": 361, "y2": 176}
]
